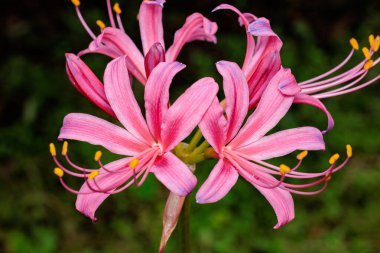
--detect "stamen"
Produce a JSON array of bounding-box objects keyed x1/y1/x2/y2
[
  {"x1": 71, "y1": 0, "x2": 80, "y2": 6},
  {"x1": 88, "y1": 170, "x2": 100, "y2": 180},
  {"x1": 54, "y1": 168, "x2": 64, "y2": 177},
  {"x1": 94, "y1": 151, "x2": 102, "y2": 162},
  {"x1": 369, "y1": 34, "x2": 375, "y2": 49},
  {"x1": 362, "y1": 47, "x2": 371, "y2": 60},
  {"x1": 113, "y1": 3, "x2": 122, "y2": 14},
  {"x1": 350, "y1": 38, "x2": 359, "y2": 50},
  {"x1": 329, "y1": 153, "x2": 340, "y2": 165},
  {"x1": 346, "y1": 144, "x2": 352, "y2": 158},
  {"x1": 374, "y1": 36, "x2": 380, "y2": 52},
  {"x1": 50, "y1": 143, "x2": 56, "y2": 157},
  {"x1": 106, "y1": 0, "x2": 116, "y2": 28},
  {"x1": 96, "y1": 20, "x2": 106, "y2": 30},
  {"x1": 129, "y1": 158, "x2": 140, "y2": 169},
  {"x1": 279, "y1": 164, "x2": 291, "y2": 176},
  {"x1": 62, "y1": 141, "x2": 68, "y2": 156},
  {"x1": 297, "y1": 150, "x2": 308, "y2": 161},
  {"x1": 364, "y1": 60, "x2": 374, "y2": 70}
]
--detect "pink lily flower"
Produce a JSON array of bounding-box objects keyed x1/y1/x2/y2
[
  {"x1": 51, "y1": 56, "x2": 218, "y2": 220},
  {"x1": 70, "y1": 0, "x2": 218, "y2": 85},
  {"x1": 196, "y1": 61, "x2": 351, "y2": 229},
  {"x1": 215, "y1": 4, "x2": 379, "y2": 133}
]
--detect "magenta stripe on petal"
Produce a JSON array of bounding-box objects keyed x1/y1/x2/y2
[
  {"x1": 59, "y1": 113, "x2": 149, "y2": 156},
  {"x1": 196, "y1": 160, "x2": 239, "y2": 203},
  {"x1": 139, "y1": 0, "x2": 165, "y2": 55},
  {"x1": 237, "y1": 127, "x2": 325, "y2": 160},
  {"x1": 160, "y1": 77, "x2": 219, "y2": 151},
  {"x1": 144, "y1": 62, "x2": 186, "y2": 142},
  {"x1": 151, "y1": 152, "x2": 197, "y2": 196},
  {"x1": 104, "y1": 56, "x2": 154, "y2": 145}
]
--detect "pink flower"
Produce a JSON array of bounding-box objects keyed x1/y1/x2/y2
[
  {"x1": 214, "y1": 4, "x2": 379, "y2": 133},
  {"x1": 195, "y1": 61, "x2": 351, "y2": 229},
  {"x1": 51, "y1": 56, "x2": 218, "y2": 221},
  {"x1": 71, "y1": 0, "x2": 218, "y2": 85}
]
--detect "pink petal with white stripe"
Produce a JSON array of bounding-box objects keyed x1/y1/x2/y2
[
  {"x1": 231, "y1": 68, "x2": 300, "y2": 148},
  {"x1": 198, "y1": 98, "x2": 227, "y2": 153},
  {"x1": 139, "y1": 0, "x2": 165, "y2": 55},
  {"x1": 58, "y1": 113, "x2": 149, "y2": 156},
  {"x1": 294, "y1": 93, "x2": 334, "y2": 133},
  {"x1": 161, "y1": 77, "x2": 219, "y2": 151},
  {"x1": 65, "y1": 53, "x2": 115, "y2": 118},
  {"x1": 151, "y1": 152, "x2": 197, "y2": 196},
  {"x1": 144, "y1": 62, "x2": 186, "y2": 142},
  {"x1": 196, "y1": 160, "x2": 239, "y2": 203},
  {"x1": 216, "y1": 61, "x2": 249, "y2": 142},
  {"x1": 166, "y1": 13, "x2": 218, "y2": 62},
  {"x1": 76, "y1": 158, "x2": 132, "y2": 221},
  {"x1": 104, "y1": 56, "x2": 154, "y2": 145},
  {"x1": 80, "y1": 28, "x2": 146, "y2": 84},
  {"x1": 237, "y1": 127, "x2": 325, "y2": 160}
]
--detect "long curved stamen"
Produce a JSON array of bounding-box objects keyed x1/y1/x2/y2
[
  {"x1": 113, "y1": 3, "x2": 125, "y2": 32},
  {"x1": 71, "y1": 0, "x2": 97, "y2": 39},
  {"x1": 106, "y1": 0, "x2": 116, "y2": 28}
]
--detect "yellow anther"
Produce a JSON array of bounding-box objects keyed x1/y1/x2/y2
[
  {"x1": 113, "y1": 3, "x2": 122, "y2": 14},
  {"x1": 325, "y1": 175, "x2": 332, "y2": 182},
  {"x1": 71, "y1": 0, "x2": 80, "y2": 7},
  {"x1": 329, "y1": 153, "x2": 340, "y2": 165},
  {"x1": 279, "y1": 164, "x2": 291, "y2": 176},
  {"x1": 374, "y1": 36, "x2": 380, "y2": 52},
  {"x1": 62, "y1": 141, "x2": 68, "y2": 156},
  {"x1": 349, "y1": 38, "x2": 359, "y2": 50},
  {"x1": 50, "y1": 143, "x2": 56, "y2": 157},
  {"x1": 129, "y1": 158, "x2": 140, "y2": 169},
  {"x1": 54, "y1": 168, "x2": 64, "y2": 178},
  {"x1": 297, "y1": 150, "x2": 308, "y2": 161},
  {"x1": 362, "y1": 47, "x2": 371, "y2": 60},
  {"x1": 88, "y1": 170, "x2": 99, "y2": 180},
  {"x1": 364, "y1": 60, "x2": 374, "y2": 70},
  {"x1": 96, "y1": 20, "x2": 106, "y2": 29},
  {"x1": 346, "y1": 144, "x2": 353, "y2": 158},
  {"x1": 369, "y1": 34, "x2": 375, "y2": 49},
  {"x1": 94, "y1": 151, "x2": 102, "y2": 162}
]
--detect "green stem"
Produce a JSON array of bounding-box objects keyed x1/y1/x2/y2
[
  {"x1": 190, "y1": 140, "x2": 210, "y2": 156},
  {"x1": 186, "y1": 129, "x2": 203, "y2": 153}
]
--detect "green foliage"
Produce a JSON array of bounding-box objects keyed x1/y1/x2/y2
[{"x1": 1, "y1": 0, "x2": 379, "y2": 252}]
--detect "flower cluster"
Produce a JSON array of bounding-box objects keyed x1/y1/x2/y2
[{"x1": 51, "y1": 0, "x2": 378, "y2": 240}]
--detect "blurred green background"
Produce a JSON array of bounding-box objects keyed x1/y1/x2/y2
[{"x1": 1, "y1": 0, "x2": 380, "y2": 252}]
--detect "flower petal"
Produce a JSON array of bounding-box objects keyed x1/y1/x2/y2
[
  {"x1": 160, "y1": 77, "x2": 219, "y2": 151},
  {"x1": 144, "y1": 62, "x2": 186, "y2": 142},
  {"x1": 104, "y1": 56, "x2": 154, "y2": 145},
  {"x1": 196, "y1": 160, "x2": 239, "y2": 203},
  {"x1": 294, "y1": 94, "x2": 334, "y2": 133},
  {"x1": 139, "y1": 0, "x2": 165, "y2": 55},
  {"x1": 79, "y1": 28, "x2": 146, "y2": 85},
  {"x1": 145, "y1": 43, "x2": 166, "y2": 78},
  {"x1": 58, "y1": 113, "x2": 149, "y2": 156},
  {"x1": 166, "y1": 13, "x2": 218, "y2": 62},
  {"x1": 199, "y1": 97, "x2": 227, "y2": 153},
  {"x1": 216, "y1": 61, "x2": 249, "y2": 142},
  {"x1": 237, "y1": 127, "x2": 325, "y2": 160},
  {"x1": 65, "y1": 54, "x2": 115, "y2": 117},
  {"x1": 246, "y1": 18, "x2": 283, "y2": 108},
  {"x1": 230, "y1": 68, "x2": 300, "y2": 148},
  {"x1": 236, "y1": 161, "x2": 295, "y2": 229},
  {"x1": 151, "y1": 152, "x2": 197, "y2": 196},
  {"x1": 76, "y1": 158, "x2": 132, "y2": 221}
]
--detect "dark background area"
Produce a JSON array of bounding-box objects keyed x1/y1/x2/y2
[{"x1": 1, "y1": 0, "x2": 380, "y2": 252}]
